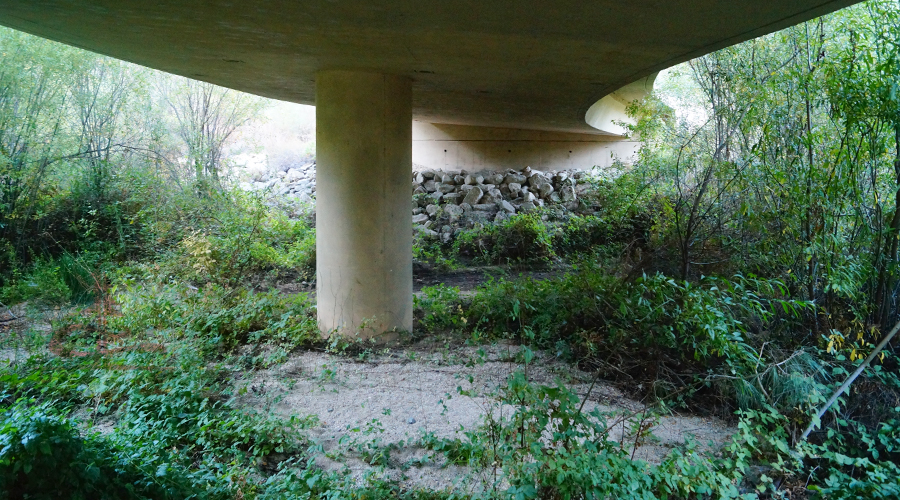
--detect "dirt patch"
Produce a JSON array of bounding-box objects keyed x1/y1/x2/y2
[{"x1": 235, "y1": 342, "x2": 735, "y2": 491}]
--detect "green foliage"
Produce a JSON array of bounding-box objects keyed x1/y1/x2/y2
[
  {"x1": 806, "y1": 415, "x2": 900, "y2": 498},
  {"x1": 414, "y1": 284, "x2": 466, "y2": 332},
  {"x1": 132, "y1": 189, "x2": 316, "y2": 288},
  {"x1": 112, "y1": 279, "x2": 318, "y2": 356},
  {"x1": 550, "y1": 214, "x2": 615, "y2": 255},
  {"x1": 0, "y1": 402, "x2": 207, "y2": 500},
  {"x1": 424, "y1": 370, "x2": 754, "y2": 499},
  {"x1": 468, "y1": 265, "x2": 793, "y2": 366},
  {"x1": 0, "y1": 259, "x2": 71, "y2": 306},
  {"x1": 454, "y1": 212, "x2": 556, "y2": 265}
]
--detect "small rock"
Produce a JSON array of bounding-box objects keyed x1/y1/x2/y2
[
  {"x1": 426, "y1": 204, "x2": 440, "y2": 216},
  {"x1": 523, "y1": 192, "x2": 537, "y2": 203},
  {"x1": 520, "y1": 201, "x2": 537, "y2": 212},
  {"x1": 459, "y1": 202, "x2": 473, "y2": 212},
  {"x1": 500, "y1": 200, "x2": 516, "y2": 214},
  {"x1": 438, "y1": 183, "x2": 456, "y2": 194},
  {"x1": 424, "y1": 180, "x2": 437, "y2": 192},
  {"x1": 453, "y1": 175, "x2": 466, "y2": 185},
  {"x1": 441, "y1": 174, "x2": 454, "y2": 184},
  {"x1": 421, "y1": 170, "x2": 436, "y2": 179},
  {"x1": 464, "y1": 174, "x2": 477, "y2": 185},
  {"x1": 414, "y1": 172, "x2": 425, "y2": 184},
  {"x1": 407, "y1": 417, "x2": 416, "y2": 424},
  {"x1": 487, "y1": 173, "x2": 505, "y2": 185},
  {"x1": 412, "y1": 207, "x2": 424, "y2": 215},
  {"x1": 412, "y1": 214, "x2": 430, "y2": 224},
  {"x1": 475, "y1": 175, "x2": 485, "y2": 184},
  {"x1": 473, "y1": 203, "x2": 497, "y2": 212},
  {"x1": 429, "y1": 192, "x2": 444, "y2": 204},
  {"x1": 413, "y1": 186, "x2": 426, "y2": 195}
]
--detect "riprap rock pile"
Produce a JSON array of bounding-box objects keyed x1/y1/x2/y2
[
  {"x1": 239, "y1": 161, "x2": 317, "y2": 203},
  {"x1": 411, "y1": 166, "x2": 593, "y2": 239}
]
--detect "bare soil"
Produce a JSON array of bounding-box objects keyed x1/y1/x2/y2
[{"x1": 234, "y1": 341, "x2": 735, "y2": 492}]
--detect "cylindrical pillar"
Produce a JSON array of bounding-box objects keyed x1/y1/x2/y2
[{"x1": 315, "y1": 70, "x2": 413, "y2": 340}]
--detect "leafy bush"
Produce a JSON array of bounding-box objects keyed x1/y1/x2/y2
[
  {"x1": 413, "y1": 284, "x2": 466, "y2": 332},
  {"x1": 111, "y1": 280, "x2": 318, "y2": 355},
  {"x1": 0, "y1": 402, "x2": 205, "y2": 500},
  {"x1": 454, "y1": 212, "x2": 556, "y2": 265},
  {"x1": 143, "y1": 190, "x2": 316, "y2": 287},
  {"x1": 0, "y1": 259, "x2": 71, "y2": 306}
]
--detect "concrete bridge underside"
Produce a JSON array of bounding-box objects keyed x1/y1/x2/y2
[{"x1": 0, "y1": 1, "x2": 859, "y2": 339}]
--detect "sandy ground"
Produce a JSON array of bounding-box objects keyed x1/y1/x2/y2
[
  {"x1": 0, "y1": 301, "x2": 736, "y2": 493},
  {"x1": 234, "y1": 342, "x2": 735, "y2": 491}
]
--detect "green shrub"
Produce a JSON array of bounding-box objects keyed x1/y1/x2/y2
[
  {"x1": 414, "y1": 284, "x2": 465, "y2": 332},
  {"x1": 112, "y1": 280, "x2": 318, "y2": 355},
  {"x1": 0, "y1": 259, "x2": 71, "y2": 306},
  {"x1": 454, "y1": 212, "x2": 555, "y2": 265},
  {"x1": 0, "y1": 402, "x2": 204, "y2": 500},
  {"x1": 552, "y1": 214, "x2": 615, "y2": 255}
]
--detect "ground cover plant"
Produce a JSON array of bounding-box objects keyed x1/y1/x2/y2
[{"x1": 2, "y1": 1, "x2": 900, "y2": 498}]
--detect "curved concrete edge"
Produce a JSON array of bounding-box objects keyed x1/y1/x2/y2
[{"x1": 585, "y1": 73, "x2": 659, "y2": 137}]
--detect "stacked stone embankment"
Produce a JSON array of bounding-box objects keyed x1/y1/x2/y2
[
  {"x1": 239, "y1": 162, "x2": 595, "y2": 236},
  {"x1": 410, "y1": 166, "x2": 593, "y2": 241},
  {"x1": 239, "y1": 161, "x2": 317, "y2": 203}
]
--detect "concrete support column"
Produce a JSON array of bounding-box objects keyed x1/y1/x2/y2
[{"x1": 316, "y1": 70, "x2": 413, "y2": 340}]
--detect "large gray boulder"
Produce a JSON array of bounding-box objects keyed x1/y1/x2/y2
[
  {"x1": 504, "y1": 173, "x2": 527, "y2": 185},
  {"x1": 462, "y1": 186, "x2": 484, "y2": 205},
  {"x1": 539, "y1": 183, "x2": 554, "y2": 199},
  {"x1": 443, "y1": 192, "x2": 462, "y2": 204}
]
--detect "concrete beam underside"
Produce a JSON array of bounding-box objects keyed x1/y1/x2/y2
[{"x1": 316, "y1": 71, "x2": 413, "y2": 340}]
